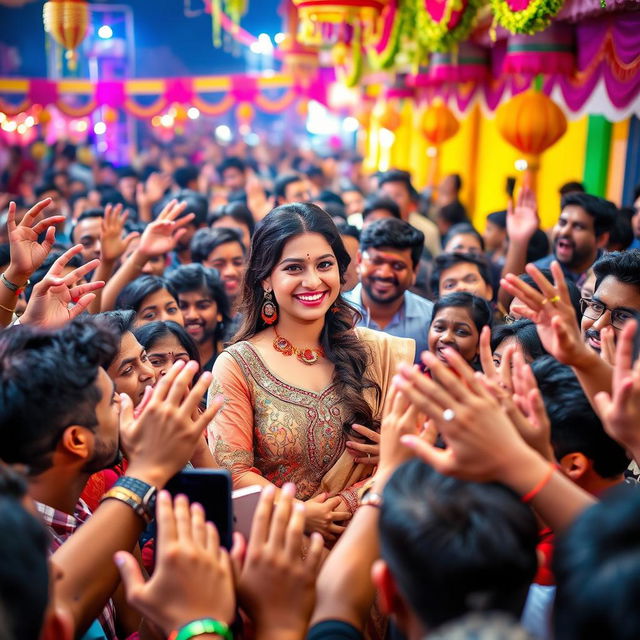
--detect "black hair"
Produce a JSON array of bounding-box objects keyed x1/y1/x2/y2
[
  {"x1": 378, "y1": 169, "x2": 418, "y2": 201},
  {"x1": 437, "y1": 201, "x2": 469, "y2": 227},
  {"x1": 217, "y1": 156, "x2": 246, "y2": 179},
  {"x1": 167, "y1": 264, "x2": 231, "y2": 341},
  {"x1": 559, "y1": 181, "x2": 585, "y2": 196},
  {"x1": 317, "y1": 190, "x2": 345, "y2": 207},
  {"x1": 490, "y1": 319, "x2": 547, "y2": 362},
  {"x1": 608, "y1": 212, "x2": 634, "y2": 250},
  {"x1": 360, "y1": 218, "x2": 424, "y2": 269},
  {"x1": 443, "y1": 222, "x2": 485, "y2": 252},
  {"x1": 34, "y1": 183, "x2": 61, "y2": 199},
  {"x1": 335, "y1": 221, "x2": 360, "y2": 241},
  {"x1": 26, "y1": 250, "x2": 83, "y2": 301},
  {"x1": 486, "y1": 210, "x2": 507, "y2": 229},
  {"x1": 273, "y1": 173, "x2": 305, "y2": 203},
  {"x1": 593, "y1": 249, "x2": 640, "y2": 291},
  {"x1": 0, "y1": 481, "x2": 50, "y2": 640},
  {"x1": 517, "y1": 270, "x2": 582, "y2": 322},
  {"x1": 71, "y1": 207, "x2": 104, "y2": 244},
  {"x1": 380, "y1": 460, "x2": 538, "y2": 630},
  {"x1": 190, "y1": 227, "x2": 246, "y2": 264},
  {"x1": 172, "y1": 189, "x2": 208, "y2": 227},
  {"x1": 554, "y1": 486, "x2": 640, "y2": 640},
  {"x1": 430, "y1": 292, "x2": 493, "y2": 335},
  {"x1": 362, "y1": 197, "x2": 401, "y2": 222},
  {"x1": 115, "y1": 275, "x2": 179, "y2": 315},
  {"x1": 234, "y1": 202, "x2": 381, "y2": 433},
  {"x1": 561, "y1": 192, "x2": 617, "y2": 237},
  {"x1": 305, "y1": 165, "x2": 325, "y2": 180},
  {"x1": 526, "y1": 228, "x2": 550, "y2": 263},
  {"x1": 207, "y1": 201, "x2": 255, "y2": 237},
  {"x1": 117, "y1": 166, "x2": 139, "y2": 180},
  {"x1": 633, "y1": 183, "x2": 640, "y2": 202},
  {"x1": 134, "y1": 320, "x2": 200, "y2": 368},
  {"x1": 322, "y1": 201, "x2": 347, "y2": 221},
  {"x1": 341, "y1": 183, "x2": 363, "y2": 196},
  {"x1": 173, "y1": 165, "x2": 199, "y2": 189},
  {"x1": 431, "y1": 253, "x2": 493, "y2": 298},
  {"x1": 0, "y1": 319, "x2": 118, "y2": 473},
  {"x1": 532, "y1": 356, "x2": 629, "y2": 478},
  {"x1": 0, "y1": 244, "x2": 10, "y2": 269}
]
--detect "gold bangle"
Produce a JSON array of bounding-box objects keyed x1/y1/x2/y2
[{"x1": 0, "y1": 303, "x2": 16, "y2": 314}]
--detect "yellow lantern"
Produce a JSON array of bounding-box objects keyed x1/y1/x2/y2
[
  {"x1": 236, "y1": 103, "x2": 255, "y2": 125},
  {"x1": 43, "y1": 0, "x2": 89, "y2": 71},
  {"x1": 419, "y1": 99, "x2": 459, "y2": 146}
]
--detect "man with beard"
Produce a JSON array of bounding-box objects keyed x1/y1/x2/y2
[
  {"x1": 581, "y1": 250, "x2": 640, "y2": 354},
  {"x1": 343, "y1": 218, "x2": 433, "y2": 363},
  {"x1": 534, "y1": 192, "x2": 616, "y2": 286},
  {"x1": 168, "y1": 264, "x2": 232, "y2": 371}
]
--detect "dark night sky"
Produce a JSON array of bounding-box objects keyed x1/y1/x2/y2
[{"x1": 0, "y1": 0, "x2": 283, "y2": 77}]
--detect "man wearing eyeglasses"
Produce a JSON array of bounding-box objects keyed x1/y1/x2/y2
[{"x1": 581, "y1": 250, "x2": 640, "y2": 354}]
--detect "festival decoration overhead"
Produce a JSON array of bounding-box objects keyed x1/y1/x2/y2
[
  {"x1": 42, "y1": 0, "x2": 89, "y2": 71},
  {"x1": 414, "y1": 0, "x2": 484, "y2": 53},
  {"x1": 490, "y1": 0, "x2": 565, "y2": 35},
  {"x1": 419, "y1": 98, "x2": 460, "y2": 146}
]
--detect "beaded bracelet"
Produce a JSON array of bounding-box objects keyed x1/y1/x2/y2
[
  {"x1": 168, "y1": 618, "x2": 233, "y2": 640},
  {"x1": 521, "y1": 463, "x2": 556, "y2": 504}
]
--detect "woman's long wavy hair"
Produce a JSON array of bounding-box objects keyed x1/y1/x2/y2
[{"x1": 233, "y1": 202, "x2": 381, "y2": 432}]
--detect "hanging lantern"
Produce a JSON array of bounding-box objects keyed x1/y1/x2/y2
[
  {"x1": 503, "y1": 23, "x2": 574, "y2": 76},
  {"x1": 43, "y1": 0, "x2": 89, "y2": 71},
  {"x1": 38, "y1": 108, "x2": 52, "y2": 127},
  {"x1": 419, "y1": 99, "x2": 460, "y2": 146},
  {"x1": 292, "y1": 0, "x2": 389, "y2": 45},
  {"x1": 278, "y1": 35, "x2": 320, "y2": 87},
  {"x1": 103, "y1": 107, "x2": 118, "y2": 124},
  {"x1": 496, "y1": 90, "x2": 567, "y2": 157},
  {"x1": 296, "y1": 99, "x2": 310, "y2": 119},
  {"x1": 374, "y1": 100, "x2": 401, "y2": 132}
]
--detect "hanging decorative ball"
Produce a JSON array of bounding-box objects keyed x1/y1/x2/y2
[
  {"x1": 43, "y1": 0, "x2": 89, "y2": 71},
  {"x1": 103, "y1": 107, "x2": 118, "y2": 124},
  {"x1": 419, "y1": 98, "x2": 460, "y2": 146},
  {"x1": 496, "y1": 89, "x2": 567, "y2": 156},
  {"x1": 37, "y1": 108, "x2": 52, "y2": 126},
  {"x1": 374, "y1": 100, "x2": 401, "y2": 132},
  {"x1": 236, "y1": 103, "x2": 255, "y2": 125},
  {"x1": 296, "y1": 99, "x2": 309, "y2": 119}
]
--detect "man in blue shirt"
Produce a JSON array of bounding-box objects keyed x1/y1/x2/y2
[
  {"x1": 533, "y1": 192, "x2": 616, "y2": 287},
  {"x1": 343, "y1": 218, "x2": 433, "y2": 363}
]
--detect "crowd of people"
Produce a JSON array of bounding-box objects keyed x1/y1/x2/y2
[{"x1": 1, "y1": 135, "x2": 640, "y2": 640}]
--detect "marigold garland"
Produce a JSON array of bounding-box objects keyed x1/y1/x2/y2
[
  {"x1": 414, "y1": 0, "x2": 483, "y2": 53},
  {"x1": 490, "y1": 0, "x2": 565, "y2": 35}
]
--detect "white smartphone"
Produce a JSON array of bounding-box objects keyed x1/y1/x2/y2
[{"x1": 232, "y1": 485, "x2": 262, "y2": 540}]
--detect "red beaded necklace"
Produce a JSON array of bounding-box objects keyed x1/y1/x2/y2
[{"x1": 272, "y1": 327, "x2": 325, "y2": 365}]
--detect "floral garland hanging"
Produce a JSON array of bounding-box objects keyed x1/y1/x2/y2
[
  {"x1": 414, "y1": 0, "x2": 483, "y2": 53},
  {"x1": 489, "y1": 0, "x2": 565, "y2": 35}
]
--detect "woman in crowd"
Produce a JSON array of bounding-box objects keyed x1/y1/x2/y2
[
  {"x1": 427, "y1": 292, "x2": 492, "y2": 371},
  {"x1": 115, "y1": 274, "x2": 184, "y2": 327},
  {"x1": 207, "y1": 202, "x2": 414, "y2": 543},
  {"x1": 134, "y1": 320, "x2": 200, "y2": 379},
  {"x1": 490, "y1": 318, "x2": 547, "y2": 366}
]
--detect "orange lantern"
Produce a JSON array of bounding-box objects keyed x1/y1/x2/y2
[
  {"x1": 43, "y1": 0, "x2": 89, "y2": 71},
  {"x1": 296, "y1": 99, "x2": 309, "y2": 120},
  {"x1": 374, "y1": 100, "x2": 401, "y2": 132},
  {"x1": 38, "y1": 108, "x2": 52, "y2": 127},
  {"x1": 496, "y1": 90, "x2": 567, "y2": 158},
  {"x1": 496, "y1": 90, "x2": 567, "y2": 190},
  {"x1": 420, "y1": 99, "x2": 459, "y2": 146},
  {"x1": 103, "y1": 107, "x2": 118, "y2": 124}
]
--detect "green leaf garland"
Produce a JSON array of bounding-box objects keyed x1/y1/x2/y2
[
  {"x1": 490, "y1": 0, "x2": 565, "y2": 35},
  {"x1": 414, "y1": 0, "x2": 483, "y2": 53}
]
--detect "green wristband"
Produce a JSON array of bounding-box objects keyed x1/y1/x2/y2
[{"x1": 171, "y1": 618, "x2": 233, "y2": 640}]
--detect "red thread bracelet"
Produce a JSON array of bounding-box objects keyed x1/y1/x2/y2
[{"x1": 521, "y1": 463, "x2": 556, "y2": 504}]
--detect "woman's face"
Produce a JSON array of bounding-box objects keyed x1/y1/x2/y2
[
  {"x1": 146, "y1": 333, "x2": 192, "y2": 379},
  {"x1": 264, "y1": 232, "x2": 341, "y2": 326},
  {"x1": 107, "y1": 331, "x2": 156, "y2": 405},
  {"x1": 492, "y1": 336, "x2": 518, "y2": 367},
  {"x1": 135, "y1": 289, "x2": 184, "y2": 327},
  {"x1": 428, "y1": 305, "x2": 480, "y2": 364}
]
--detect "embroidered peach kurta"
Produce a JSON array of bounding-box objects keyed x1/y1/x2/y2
[{"x1": 207, "y1": 327, "x2": 415, "y2": 511}]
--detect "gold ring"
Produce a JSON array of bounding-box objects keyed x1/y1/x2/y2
[{"x1": 542, "y1": 295, "x2": 561, "y2": 305}]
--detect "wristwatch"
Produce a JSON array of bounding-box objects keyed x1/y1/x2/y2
[
  {"x1": 101, "y1": 476, "x2": 157, "y2": 524},
  {"x1": 359, "y1": 484, "x2": 384, "y2": 509}
]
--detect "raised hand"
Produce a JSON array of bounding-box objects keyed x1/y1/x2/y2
[
  {"x1": 6, "y1": 198, "x2": 65, "y2": 282},
  {"x1": 594, "y1": 320, "x2": 640, "y2": 460},
  {"x1": 506, "y1": 186, "x2": 539, "y2": 244},
  {"x1": 136, "y1": 199, "x2": 192, "y2": 259},
  {"x1": 501, "y1": 261, "x2": 584, "y2": 366},
  {"x1": 119, "y1": 360, "x2": 223, "y2": 488},
  {"x1": 231, "y1": 484, "x2": 324, "y2": 640},
  {"x1": 346, "y1": 423, "x2": 380, "y2": 466},
  {"x1": 478, "y1": 325, "x2": 516, "y2": 392},
  {"x1": 137, "y1": 172, "x2": 171, "y2": 209},
  {"x1": 115, "y1": 491, "x2": 235, "y2": 636},
  {"x1": 100, "y1": 203, "x2": 139, "y2": 263},
  {"x1": 20, "y1": 245, "x2": 104, "y2": 328}
]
